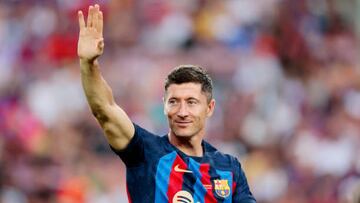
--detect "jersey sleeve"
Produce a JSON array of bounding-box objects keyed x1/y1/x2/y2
[
  {"x1": 232, "y1": 158, "x2": 257, "y2": 203},
  {"x1": 110, "y1": 123, "x2": 154, "y2": 167}
]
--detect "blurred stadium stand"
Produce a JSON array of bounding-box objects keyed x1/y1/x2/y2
[{"x1": 0, "y1": 0, "x2": 359, "y2": 202}]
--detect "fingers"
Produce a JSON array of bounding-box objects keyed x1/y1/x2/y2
[
  {"x1": 93, "y1": 5, "x2": 100, "y2": 33},
  {"x1": 87, "y1": 5, "x2": 94, "y2": 27},
  {"x1": 93, "y1": 4, "x2": 103, "y2": 36},
  {"x1": 93, "y1": 5, "x2": 99, "y2": 29},
  {"x1": 96, "y1": 10, "x2": 103, "y2": 36},
  {"x1": 79, "y1": 4, "x2": 103, "y2": 35},
  {"x1": 78, "y1": 11, "x2": 85, "y2": 30}
]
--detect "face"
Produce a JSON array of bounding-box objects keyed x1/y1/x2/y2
[{"x1": 164, "y1": 83, "x2": 215, "y2": 139}]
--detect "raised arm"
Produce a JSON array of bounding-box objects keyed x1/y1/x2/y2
[{"x1": 77, "y1": 4, "x2": 134, "y2": 150}]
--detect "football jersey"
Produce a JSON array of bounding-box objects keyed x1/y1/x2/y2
[{"x1": 111, "y1": 124, "x2": 256, "y2": 203}]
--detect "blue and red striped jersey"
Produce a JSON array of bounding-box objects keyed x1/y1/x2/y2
[{"x1": 111, "y1": 124, "x2": 256, "y2": 203}]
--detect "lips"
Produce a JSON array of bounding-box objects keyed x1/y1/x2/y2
[{"x1": 174, "y1": 121, "x2": 192, "y2": 127}]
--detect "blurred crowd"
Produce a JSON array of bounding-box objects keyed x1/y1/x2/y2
[{"x1": 0, "y1": 0, "x2": 360, "y2": 202}]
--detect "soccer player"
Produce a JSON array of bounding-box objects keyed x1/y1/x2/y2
[{"x1": 78, "y1": 4, "x2": 256, "y2": 203}]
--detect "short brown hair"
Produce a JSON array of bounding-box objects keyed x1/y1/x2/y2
[{"x1": 164, "y1": 65, "x2": 213, "y2": 102}]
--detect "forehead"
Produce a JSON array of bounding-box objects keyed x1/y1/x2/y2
[{"x1": 165, "y1": 83, "x2": 204, "y2": 98}]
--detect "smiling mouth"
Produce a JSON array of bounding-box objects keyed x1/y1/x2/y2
[{"x1": 175, "y1": 121, "x2": 192, "y2": 127}]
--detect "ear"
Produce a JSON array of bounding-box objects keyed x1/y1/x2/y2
[
  {"x1": 206, "y1": 99, "x2": 215, "y2": 117},
  {"x1": 163, "y1": 96, "x2": 167, "y2": 115},
  {"x1": 162, "y1": 95, "x2": 168, "y2": 116}
]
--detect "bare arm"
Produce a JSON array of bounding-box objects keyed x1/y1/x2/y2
[{"x1": 78, "y1": 4, "x2": 134, "y2": 150}]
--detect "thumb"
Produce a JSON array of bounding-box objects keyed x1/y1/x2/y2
[{"x1": 97, "y1": 38, "x2": 104, "y2": 51}]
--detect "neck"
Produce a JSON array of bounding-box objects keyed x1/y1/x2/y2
[{"x1": 168, "y1": 132, "x2": 203, "y2": 157}]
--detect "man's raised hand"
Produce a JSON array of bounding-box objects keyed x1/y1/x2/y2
[{"x1": 77, "y1": 4, "x2": 104, "y2": 62}]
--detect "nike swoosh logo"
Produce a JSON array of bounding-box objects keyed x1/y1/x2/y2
[{"x1": 174, "y1": 164, "x2": 193, "y2": 173}]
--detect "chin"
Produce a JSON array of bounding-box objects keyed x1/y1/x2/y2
[{"x1": 172, "y1": 128, "x2": 194, "y2": 138}]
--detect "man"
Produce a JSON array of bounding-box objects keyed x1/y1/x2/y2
[{"x1": 78, "y1": 4, "x2": 256, "y2": 203}]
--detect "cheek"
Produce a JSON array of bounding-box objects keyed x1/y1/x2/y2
[
  {"x1": 165, "y1": 108, "x2": 176, "y2": 119},
  {"x1": 193, "y1": 108, "x2": 208, "y2": 120}
]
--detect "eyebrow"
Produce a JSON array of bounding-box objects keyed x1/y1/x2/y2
[
  {"x1": 187, "y1": 97, "x2": 200, "y2": 102},
  {"x1": 167, "y1": 97, "x2": 200, "y2": 101}
]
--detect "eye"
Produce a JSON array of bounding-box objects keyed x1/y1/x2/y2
[
  {"x1": 188, "y1": 100, "x2": 197, "y2": 105},
  {"x1": 168, "y1": 99, "x2": 177, "y2": 105}
]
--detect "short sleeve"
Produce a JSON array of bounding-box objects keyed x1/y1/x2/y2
[
  {"x1": 110, "y1": 124, "x2": 146, "y2": 167},
  {"x1": 232, "y1": 158, "x2": 257, "y2": 203}
]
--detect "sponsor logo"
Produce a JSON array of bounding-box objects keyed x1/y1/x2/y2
[
  {"x1": 214, "y1": 179, "x2": 231, "y2": 198},
  {"x1": 174, "y1": 164, "x2": 193, "y2": 173},
  {"x1": 173, "y1": 190, "x2": 194, "y2": 203}
]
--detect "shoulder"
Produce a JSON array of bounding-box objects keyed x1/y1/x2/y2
[
  {"x1": 203, "y1": 141, "x2": 241, "y2": 169},
  {"x1": 133, "y1": 123, "x2": 170, "y2": 154},
  {"x1": 133, "y1": 123, "x2": 157, "y2": 138},
  {"x1": 111, "y1": 123, "x2": 165, "y2": 167},
  {"x1": 133, "y1": 123, "x2": 162, "y2": 143}
]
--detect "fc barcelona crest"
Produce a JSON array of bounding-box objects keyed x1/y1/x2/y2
[{"x1": 213, "y1": 179, "x2": 230, "y2": 198}]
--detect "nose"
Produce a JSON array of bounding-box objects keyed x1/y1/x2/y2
[{"x1": 177, "y1": 102, "x2": 189, "y2": 118}]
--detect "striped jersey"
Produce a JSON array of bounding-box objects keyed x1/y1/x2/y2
[{"x1": 111, "y1": 124, "x2": 256, "y2": 203}]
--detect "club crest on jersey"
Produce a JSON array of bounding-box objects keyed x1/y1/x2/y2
[{"x1": 214, "y1": 179, "x2": 230, "y2": 198}]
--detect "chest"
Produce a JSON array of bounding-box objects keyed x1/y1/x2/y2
[{"x1": 154, "y1": 151, "x2": 234, "y2": 203}]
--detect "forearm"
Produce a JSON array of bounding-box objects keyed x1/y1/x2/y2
[
  {"x1": 80, "y1": 59, "x2": 115, "y2": 117},
  {"x1": 77, "y1": 4, "x2": 134, "y2": 150}
]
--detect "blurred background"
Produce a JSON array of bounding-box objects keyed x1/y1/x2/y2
[{"x1": 0, "y1": 0, "x2": 360, "y2": 202}]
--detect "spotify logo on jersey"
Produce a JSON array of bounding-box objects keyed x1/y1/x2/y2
[{"x1": 172, "y1": 190, "x2": 194, "y2": 203}]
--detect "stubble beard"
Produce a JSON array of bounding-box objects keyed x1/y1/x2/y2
[{"x1": 170, "y1": 121, "x2": 204, "y2": 140}]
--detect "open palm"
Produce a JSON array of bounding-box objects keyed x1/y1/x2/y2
[{"x1": 77, "y1": 5, "x2": 104, "y2": 61}]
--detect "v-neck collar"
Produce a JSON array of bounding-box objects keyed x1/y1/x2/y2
[{"x1": 162, "y1": 135, "x2": 206, "y2": 163}]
